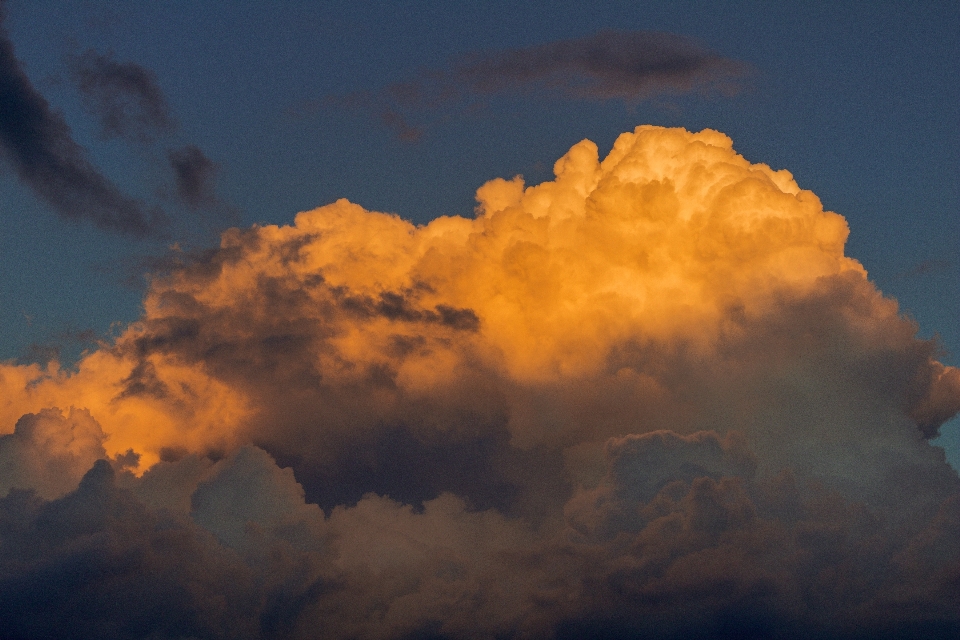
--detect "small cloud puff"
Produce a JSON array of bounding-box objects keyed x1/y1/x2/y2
[
  {"x1": 0, "y1": 407, "x2": 106, "y2": 499},
  {"x1": 67, "y1": 48, "x2": 174, "y2": 142}
]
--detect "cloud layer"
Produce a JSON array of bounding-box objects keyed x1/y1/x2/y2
[
  {"x1": 0, "y1": 125, "x2": 958, "y2": 638},
  {"x1": 338, "y1": 30, "x2": 749, "y2": 141}
]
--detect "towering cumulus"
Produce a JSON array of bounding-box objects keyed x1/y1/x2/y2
[{"x1": 1, "y1": 126, "x2": 958, "y2": 639}]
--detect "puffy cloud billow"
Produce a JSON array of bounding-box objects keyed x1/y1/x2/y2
[{"x1": 1, "y1": 125, "x2": 958, "y2": 638}]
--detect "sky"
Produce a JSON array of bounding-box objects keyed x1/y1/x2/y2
[{"x1": 0, "y1": 1, "x2": 958, "y2": 638}]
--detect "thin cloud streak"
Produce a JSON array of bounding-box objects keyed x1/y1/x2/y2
[
  {"x1": 451, "y1": 30, "x2": 747, "y2": 99},
  {"x1": 895, "y1": 258, "x2": 954, "y2": 281},
  {"x1": 335, "y1": 30, "x2": 750, "y2": 141},
  {"x1": 0, "y1": 1, "x2": 164, "y2": 237},
  {"x1": 67, "y1": 48, "x2": 175, "y2": 142}
]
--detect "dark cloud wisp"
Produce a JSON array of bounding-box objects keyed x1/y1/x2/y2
[
  {"x1": 67, "y1": 48, "x2": 174, "y2": 142},
  {"x1": 450, "y1": 29, "x2": 748, "y2": 100},
  {"x1": 336, "y1": 30, "x2": 750, "y2": 141},
  {"x1": 168, "y1": 145, "x2": 218, "y2": 209},
  {"x1": 0, "y1": 5, "x2": 164, "y2": 236}
]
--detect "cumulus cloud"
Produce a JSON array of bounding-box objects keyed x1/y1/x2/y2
[
  {"x1": 0, "y1": 125, "x2": 958, "y2": 638},
  {"x1": 0, "y1": 1, "x2": 165, "y2": 236},
  {"x1": 190, "y1": 446, "x2": 323, "y2": 548},
  {"x1": 0, "y1": 407, "x2": 106, "y2": 499},
  {"x1": 0, "y1": 460, "x2": 264, "y2": 639},
  {"x1": 565, "y1": 430, "x2": 757, "y2": 540},
  {"x1": 67, "y1": 48, "x2": 174, "y2": 142},
  {"x1": 336, "y1": 30, "x2": 749, "y2": 141}
]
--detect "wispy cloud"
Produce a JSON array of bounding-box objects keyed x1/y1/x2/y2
[
  {"x1": 334, "y1": 30, "x2": 750, "y2": 141},
  {"x1": 168, "y1": 145, "x2": 219, "y2": 209},
  {"x1": 449, "y1": 30, "x2": 747, "y2": 99},
  {"x1": 0, "y1": 2, "x2": 164, "y2": 236},
  {"x1": 67, "y1": 48, "x2": 175, "y2": 142}
]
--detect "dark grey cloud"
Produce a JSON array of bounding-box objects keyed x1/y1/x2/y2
[
  {"x1": 67, "y1": 51, "x2": 235, "y2": 219},
  {"x1": 168, "y1": 144, "x2": 219, "y2": 209},
  {"x1": 67, "y1": 48, "x2": 174, "y2": 142},
  {"x1": 0, "y1": 461, "x2": 265, "y2": 640},
  {"x1": 0, "y1": 3, "x2": 164, "y2": 236},
  {"x1": 337, "y1": 30, "x2": 749, "y2": 141},
  {"x1": 895, "y1": 258, "x2": 954, "y2": 281},
  {"x1": 451, "y1": 30, "x2": 747, "y2": 100}
]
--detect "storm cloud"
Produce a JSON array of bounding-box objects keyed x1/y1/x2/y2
[{"x1": 0, "y1": 125, "x2": 958, "y2": 638}]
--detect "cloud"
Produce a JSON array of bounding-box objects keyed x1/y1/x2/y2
[
  {"x1": 1, "y1": 440, "x2": 956, "y2": 639},
  {"x1": 190, "y1": 446, "x2": 322, "y2": 548},
  {"x1": 0, "y1": 3, "x2": 164, "y2": 236},
  {"x1": 168, "y1": 144, "x2": 221, "y2": 209},
  {"x1": 895, "y1": 258, "x2": 954, "y2": 281},
  {"x1": 451, "y1": 30, "x2": 747, "y2": 100},
  {"x1": 0, "y1": 460, "x2": 264, "y2": 639},
  {"x1": 0, "y1": 407, "x2": 106, "y2": 500},
  {"x1": 565, "y1": 430, "x2": 757, "y2": 540},
  {"x1": 336, "y1": 30, "x2": 750, "y2": 140},
  {"x1": 65, "y1": 49, "x2": 235, "y2": 220},
  {"x1": 0, "y1": 125, "x2": 958, "y2": 637},
  {"x1": 67, "y1": 48, "x2": 174, "y2": 142}
]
